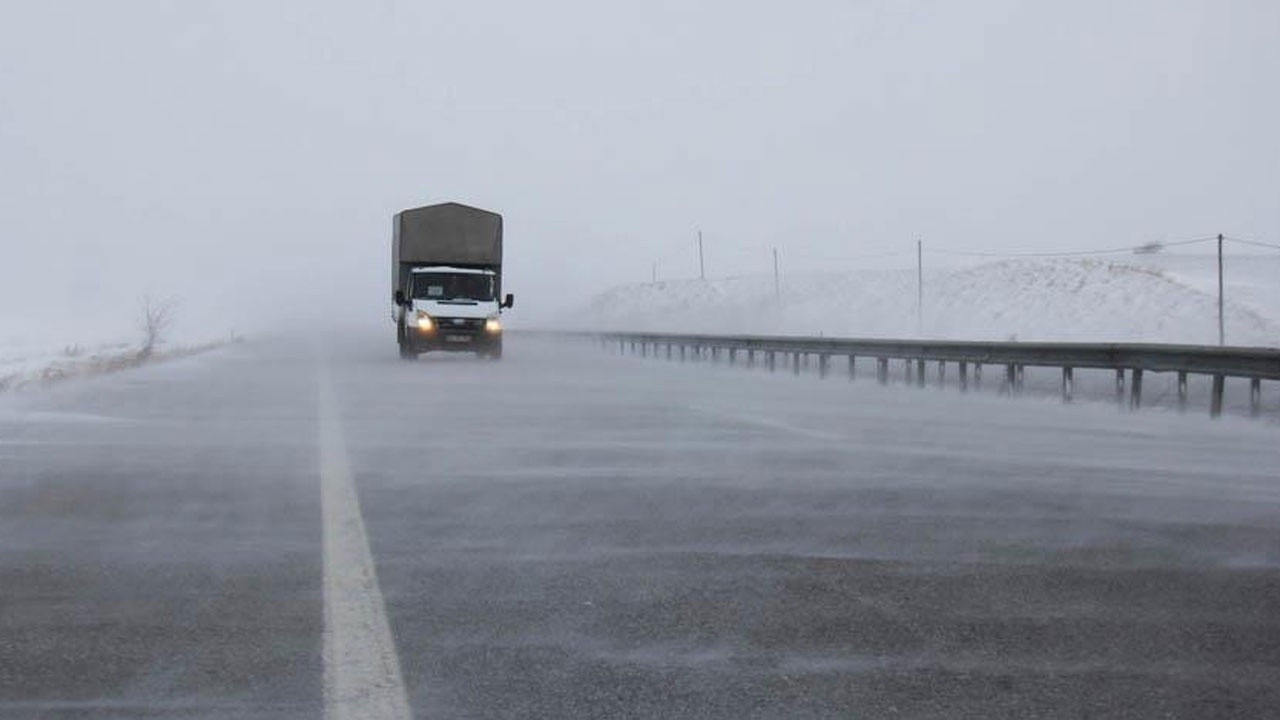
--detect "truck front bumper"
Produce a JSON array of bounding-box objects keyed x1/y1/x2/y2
[{"x1": 405, "y1": 326, "x2": 501, "y2": 353}]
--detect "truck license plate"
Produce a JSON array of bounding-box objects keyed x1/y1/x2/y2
[{"x1": 445, "y1": 334, "x2": 472, "y2": 343}]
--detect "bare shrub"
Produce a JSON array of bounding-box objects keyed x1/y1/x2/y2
[{"x1": 139, "y1": 295, "x2": 178, "y2": 358}]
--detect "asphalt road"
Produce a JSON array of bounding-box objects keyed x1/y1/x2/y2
[{"x1": 3, "y1": 333, "x2": 1280, "y2": 719}]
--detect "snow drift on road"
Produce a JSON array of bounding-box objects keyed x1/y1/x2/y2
[{"x1": 576, "y1": 257, "x2": 1280, "y2": 347}]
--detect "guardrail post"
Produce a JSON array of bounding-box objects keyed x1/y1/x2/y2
[
  {"x1": 1115, "y1": 369, "x2": 1125, "y2": 404},
  {"x1": 1210, "y1": 374, "x2": 1225, "y2": 417},
  {"x1": 904, "y1": 359, "x2": 912, "y2": 384},
  {"x1": 1130, "y1": 368, "x2": 1143, "y2": 410},
  {"x1": 937, "y1": 361, "x2": 945, "y2": 388},
  {"x1": 973, "y1": 363, "x2": 982, "y2": 390},
  {"x1": 793, "y1": 352, "x2": 802, "y2": 376},
  {"x1": 747, "y1": 349, "x2": 755, "y2": 368},
  {"x1": 959, "y1": 361, "x2": 968, "y2": 392},
  {"x1": 666, "y1": 343, "x2": 673, "y2": 360},
  {"x1": 1004, "y1": 364, "x2": 1016, "y2": 395},
  {"x1": 1062, "y1": 367, "x2": 1074, "y2": 403},
  {"x1": 877, "y1": 358, "x2": 888, "y2": 385},
  {"x1": 819, "y1": 354, "x2": 830, "y2": 379},
  {"x1": 767, "y1": 351, "x2": 776, "y2": 372},
  {"x1": 1250, "y1": 378, "x2": 1262, "y2": 417},
  {"x1": 848, "y1": 355, "x2": 856, "y2": 381},
  {"x1": 916, "y1": 359, "x2": 926, "y2": 388},
  {"x1": 679, "y1": 344, "x2": 686, "y2": 362},
  {"x1": 1015, "y1": 365, "x2": 1025, "y2": 394},
  {"x1": 1177, "y1": 372, "x2": 1187, "y2": 411}
]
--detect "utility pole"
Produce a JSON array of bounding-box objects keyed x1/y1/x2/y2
[
  {"x1": 916, "y1": 238, "x2": 924, "y2": 336},
  {"x1": 697, "y1": 230, "x2": 706, "y2": 280},
  {"x1": 1218, "y1": 233, "x2": 1225, "y2": 346},
  {"x1": 772, "y1": 247, "x2": 781, "y2": 305}
]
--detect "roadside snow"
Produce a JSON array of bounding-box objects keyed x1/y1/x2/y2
[
  {"x1": 0, "y1": 314, "x2": 235, "y2": 392},
  {"x1": 0, "y1": 341, "x2": 135, "y2": 390},
  {"x1": 575, "y1": 255, "x2": 1280, "y2": 347}
]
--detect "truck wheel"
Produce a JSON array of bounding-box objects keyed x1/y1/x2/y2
[{"x1": 397, "y1": 323, "x2": 417, "y2": 360}]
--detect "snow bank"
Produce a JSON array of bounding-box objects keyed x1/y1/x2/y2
[
  {"x1": 0, "y1": 307, "x2": 237, "y2": 393},
  {"x1": 575, "y1": 256, "x2": 1280, "y2": 347},
  {"x1": 0, "y1": 339, "x2": 233, "y2": 393}
]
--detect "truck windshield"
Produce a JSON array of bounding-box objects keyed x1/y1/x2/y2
[{"x1": 411, "y1": 272, "x2": 495, "y2": 302}]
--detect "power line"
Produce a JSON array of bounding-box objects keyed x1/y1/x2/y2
[
  {"x1": 644, "y1": 233, "x2": 1268, "y2": 281},
  {"x1": 925, "y1": 236, "x2": 1217, "y2": 259},
  {"x1": 797, "y1": 250, "x2": 913, "y2": 262},
  {"x1": 1226, "y1": 236, "x2": 1280, "y2": 251}
]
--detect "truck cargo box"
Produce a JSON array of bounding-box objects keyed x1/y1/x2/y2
[{"x1": 392, "y1": 202, "x2": 503, "y2": 298}]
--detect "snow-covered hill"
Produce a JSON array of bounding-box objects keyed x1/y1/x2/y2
[{"x1": 576, "y1": 256, "x2": 1280, "y2": 347}]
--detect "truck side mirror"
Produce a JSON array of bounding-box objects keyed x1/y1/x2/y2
[
  {"x1": 394, "y1": 290, "x2": 407, "y2": 306},
  {"x1": 503, "y1": 293, "x2": 515, "y2": 309}
]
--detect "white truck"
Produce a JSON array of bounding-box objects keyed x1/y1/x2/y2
[{"x1": 392, "y1": 202, "x2": 513, "y2": 360}]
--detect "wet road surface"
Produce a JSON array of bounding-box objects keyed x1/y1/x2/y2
[{"x1": 3, "y1": 334, "x2": 1280, "y2": 718}]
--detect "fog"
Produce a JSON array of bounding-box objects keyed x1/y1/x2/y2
[
  {"x1": 2, "y1": 1, "x2": 1277, "y2": 342},
  {"x1": 5, "y1": 7, "x2": 1280, "y2": 713}
]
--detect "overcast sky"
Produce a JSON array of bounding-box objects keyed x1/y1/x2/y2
[{"x1": 2, "y1": 1, "x2": 1277, "y2": 337}]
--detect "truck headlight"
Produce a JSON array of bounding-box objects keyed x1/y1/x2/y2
[
  {"x1": 414, "y1": 312, "x2": 434, "y2": 331},
  {"x1": 485, "y1": 318, "x2": 502, "y2": 333}
]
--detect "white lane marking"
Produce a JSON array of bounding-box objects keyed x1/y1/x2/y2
[
  {"x1": 318, "y1": 364, "x2": 413, "y2": 720},
  {"x1": 689, "y1": 405, "x2": 842, "y2": 441}
]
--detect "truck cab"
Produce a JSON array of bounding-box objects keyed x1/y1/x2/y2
[{"x1": 397, "y1": 266, "x2": 513, "y2": 359}]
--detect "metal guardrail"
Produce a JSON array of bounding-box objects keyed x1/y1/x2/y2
[{"x1": 578, "y1": 331, "x2": 1280, "y2": 418}]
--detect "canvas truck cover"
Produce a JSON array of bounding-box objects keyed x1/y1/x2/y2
[{"x1": 392, "y1": 202, "x2": 503, "y2": 297}]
